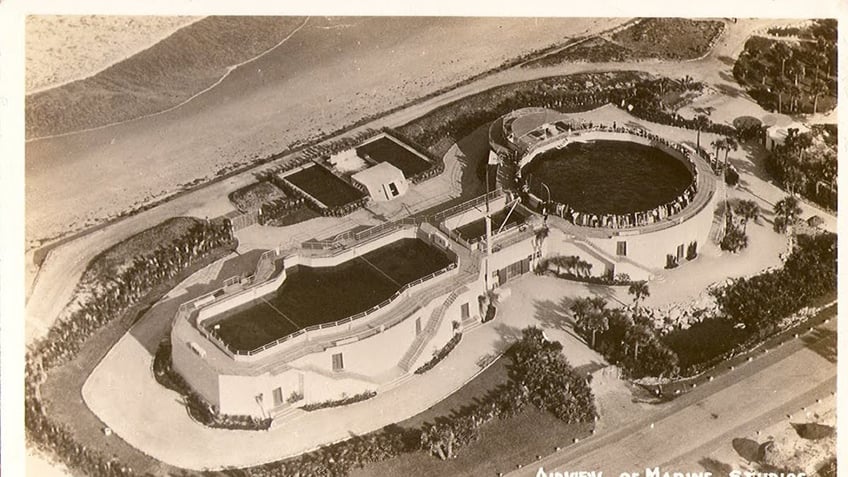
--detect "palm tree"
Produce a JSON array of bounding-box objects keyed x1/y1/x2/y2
[
  {"x1": 810, "y1": 77, "x2": 828, "y2": 114},
  {"x1": 773, "y1": 75, "x2": 789, "y2": 114},
  {"x1": 626, "y1": 324, "x2": 654, "y2": 361},
  {"x1": 584, "y1": 311, "x2": 609, "y2": 348},
  {"x1": 773, "y1": 195, "x2": 802, "y2": 233},
  {"x1": 710, "y1": 138, "x2": 726, "y2": 163},
  {"x1": 694, "y1": 115, "x2": 710, "y2": 151},
  {"x1": 722, "y1": 136, "x2": 738, "y2": 169},
  {"x1": 770, "y1": 42, "x2": 793, "y2": 77},
  {"x1": 628, "y1": 280, "x2": 650, "y2": 312},
  {"x1": 733, "y1": 199, "x2": 760, "y2": 232},
  {"x1": 570, "y1": 297, "x2": 592, "y2": 327}
]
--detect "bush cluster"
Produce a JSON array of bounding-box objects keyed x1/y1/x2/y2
[
  {"x1": 301, "y1": 390, "x2": 378, "y2": 412},
  {"x1": 415, "y1": 333, "x2": 462, "y2": 375},
  {"x1": 258, "y1": 197, "x2": 310, "y2": 226},
  {"x1": 577, "y1": 307, "x2": 680, "y2": 379},
  {"x1": 711, "y1": 232, "x2": 837, "y2": 338}
]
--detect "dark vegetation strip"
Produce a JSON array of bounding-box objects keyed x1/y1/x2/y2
[
  {"x1": 26, "y1": 218, "x2": 237, "y2": 477},
  {"x1": 415, "y1": 333, "x2": 462, "y2": 375}
]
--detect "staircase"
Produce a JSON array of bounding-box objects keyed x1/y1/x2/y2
[
  {"x1": 269, "y1": 405, "x2": 306, "y2": 427},
  {"x1": 254, "y1": 250, "x2": 277, "y2": 282},
  {"x1": 397, "y1": 287, "x2": 465, "y2": 372},
  {"x1": 461, "y1": 313, "x2": 482, "y2": 334}
]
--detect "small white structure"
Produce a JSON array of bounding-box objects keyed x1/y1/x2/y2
[
  {"x1": 351, "y1": 162, "x2": 409, "y2": 202},
  {"x1": 765, "y1": 122, "x2": 810, "y2": 151}
]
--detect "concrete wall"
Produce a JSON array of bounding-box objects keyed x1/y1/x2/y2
[
  {"x1": 171, "y1": 331, "x2": 222, "y2": 410},
  {"x1": 196, "y1": 269, "x2": 287, "y2": 325},
  {"x1": 544, "y1": 190, "x2": 716, "y2": 280},
  {"x1": 409, "y1": 285, "x2": 482, "y2": 371},
  {"x1": 289, "y1": 294, "x2": 437, "y2": 378},
  {"x1": 443, "y1": 196, "x2": 508, "y2": 230}
]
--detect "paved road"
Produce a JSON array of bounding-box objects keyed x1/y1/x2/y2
[{"x1": 509, "y1": 318, "x2": 837, "y2": 477}]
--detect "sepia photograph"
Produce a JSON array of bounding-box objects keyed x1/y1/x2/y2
[{"x1": 2, "y1": 2, "x2": 842, "y2": 476}]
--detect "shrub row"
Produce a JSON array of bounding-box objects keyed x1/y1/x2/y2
[
  {"x1": 397, "y1": 73, "x2": 737, "y2": 164},
  {"x1": 415, "y1": 333, "x2": 462, "y2": 375},
  {"x1": 26, "y1": 219, "x2": 237, "y2": 477},
  {"x1": 301, "y1": 390, "x2": 378, "y2": 412}
]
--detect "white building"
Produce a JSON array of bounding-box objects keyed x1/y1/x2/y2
[{"x1": 351, "y1": 162, "x2": 409, "y2": 201}]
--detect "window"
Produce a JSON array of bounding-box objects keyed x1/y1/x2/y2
[
  {"x1": 415, "y1": 317, "x2": 422, "y2": 335},
  {"x1": 616, "y1": 241, "x2": 627, "y2": 256},
  {"x1": 460, "y1": 302, "x2": 470, "y2": 319},
  {"x1": 388, "y1": 182, "x2": 399, "y2": 196},
  {"x1": 332, "y1": 353, "x2": 344, "y2": 371},
  {"x1": 273, "y1": 387, "x2": 284, "y2": 407}
]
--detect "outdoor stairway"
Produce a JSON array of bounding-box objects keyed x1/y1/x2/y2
[
  {"x1": 397, "y1": 286, "x2": 467, "y2": 372},
  {"x1": 270, "y1": 405, "x2": 306, "y2": 427},
  {"x1": 253, "y1": 251, "x2": 277, "y2": 282},
  {"x1": 461, "y1": 313, "x2": 482, "y2": 334}
]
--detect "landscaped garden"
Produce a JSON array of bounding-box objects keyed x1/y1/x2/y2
[
  {"x1": 569, "y1": 230, "x2": 837, "y2": 380},
  {"x1": 228, "y1": 181, "x2": 288, "y2": 213},
  {"x1": 733, "y1": 19, "x2": 837, "y2": 115},
  {"x1": 764, "y1": 124, "x2": 837, "y2": 210},
  {"x1": 524, "y1": 18, "x2": 725, "y2": 67}
]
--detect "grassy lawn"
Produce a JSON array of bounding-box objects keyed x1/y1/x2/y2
[
  {"x1": 80, "y1": 216, "x2": 202, "y2": 288},
  {"x1": 351, "y1": 356, "x2": 592, "y2": 477},
  {"x1": 663, "y1": 317, "x2": 748, "y2": 371}
]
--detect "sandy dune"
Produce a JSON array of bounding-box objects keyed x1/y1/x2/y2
[{"x1": 26, "y1": 15, "x2": 202, "y2": 93}]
